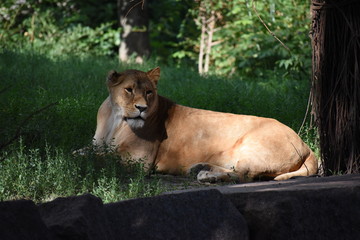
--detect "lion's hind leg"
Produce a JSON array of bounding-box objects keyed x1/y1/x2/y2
[
  {"x1": 274, "y1": 150, "x2": 318, "y2": 181},
  {"x1": 187, "y1": 163, "x2": 240, "y2": 183}
]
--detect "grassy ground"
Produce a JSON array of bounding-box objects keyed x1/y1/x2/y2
[{"x1": 0, "y1": 50, "x2": 318, "y2": 202}]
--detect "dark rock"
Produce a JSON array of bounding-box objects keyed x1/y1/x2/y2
[
  {"x1": 218, "y1": 174, "x2": 360, "y2": 240},
  {"x1": 104, "y1": 189, "x2": 249, "y2": 240},
  {"x1": 38, "y1": 194, "x2": 113, "y2": 240},
  {"x1": 0, "y1": 200, "x2": 53, "y2": 240}
]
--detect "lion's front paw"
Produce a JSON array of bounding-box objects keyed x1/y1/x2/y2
[
  {"x1": 197, "y1": 170, "x2": 218, "y2": 183},
  {"x1": 188, "y1": 163, "x2": 211, "y2": 177}
]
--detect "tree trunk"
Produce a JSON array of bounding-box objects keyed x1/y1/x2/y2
[
  {"x1": 204, "y1": 11, "x2": 215, "y2": 74},
  {"x1": 311, "y1": 0, "x2": 360, "y2": 175},
  {"x1": 198, "y1": 14, "x2": 206, "y2": 74},
  {"x1": 197, "y1": 2, "x2": 216, "y2": 75},
  {"x1": 117, "y1": 0, "x2": 150, "y2": 63}
]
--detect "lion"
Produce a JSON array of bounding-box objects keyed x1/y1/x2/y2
[{"x1": 86, "y1": 67, "x2": 318, "y2": 183}]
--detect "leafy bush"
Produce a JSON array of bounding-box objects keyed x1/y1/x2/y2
[
  {"x1": 33, "y1": 20, "x2": 121, "y2": 57},
  {"x1": 0, "y1": 1, "x2": 119, "y2": 57}
]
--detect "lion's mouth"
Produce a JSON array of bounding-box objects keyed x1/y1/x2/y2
[
  {"x1": 125, "y1": 116, "x2": 144, "y2": 121},
  {"x1": 124, "y1": 116, "x2": 146, "y2": 129}
]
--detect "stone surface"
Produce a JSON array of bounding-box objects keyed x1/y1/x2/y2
[
  {"x1": 171, "y1": 174, "x2": 360, "y2": 240},
  {"x1": 38, "y1": 194, "x2": 113, "y2": 240},
  {"x1": 105, "y1": 189, "x2": 249, "y2": 240},
  {"x1": 231, "y1": 186, "x2": 360, "y2": 240},
  {"x1": 0, "y1": 200, "x2": 53, "y2": 240}
]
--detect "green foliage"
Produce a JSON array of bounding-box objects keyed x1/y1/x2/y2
[
  {"x1": 167, "y1": 0, "x2": 311, "y2": 77},
  {"x1": 0, "y1": 0, "x2": 119, "y2": 57},
  {"x1": 149, "y1": 0, "x2": 198, "y2": 61},
  {"x1": 33, "y1": 20, "x2": 121, "y2": 57},
  {"x1": 299, "y1": 126, "x2": 320, "y2": 159},
  {"x1": 1, "y1": 0, "x2": 311, "y2": 78}
]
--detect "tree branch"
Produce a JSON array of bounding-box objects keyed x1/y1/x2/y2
[
  {"x1": 123, "y1": 0, "x2": 144, "y2": 24},
  {"x1": 0, "y1": 102, "x2": 59, "y2": 151},
  {"x1": 252, "y1": 0, "x2": 290, "y2": 52},
  {"x1": 0, "y1": 86, "x2": 12, "y2": 94},
  {"x1": 211, "y1": 39, "x2": 224, "y2": 47}
]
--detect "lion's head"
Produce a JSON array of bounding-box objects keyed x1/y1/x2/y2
[{"x1": 106, "y1": 67, "x2": 160, "y2": 129}]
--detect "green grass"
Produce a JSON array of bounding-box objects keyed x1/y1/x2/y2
[
  {"x1": 0, "y1": 49, "x2": 318, "y2": 202},
  {"x1": 0, "y1": 140, "x2": 165, "y2": 203}
]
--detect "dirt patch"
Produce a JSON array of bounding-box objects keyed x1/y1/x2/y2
[{"x1": 153, "y1": 174, "x2": 234, "y2": 192}]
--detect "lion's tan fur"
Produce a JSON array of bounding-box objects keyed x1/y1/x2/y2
[{"x1": 91, "y1": 67, "x2": 318, "y2": 182}]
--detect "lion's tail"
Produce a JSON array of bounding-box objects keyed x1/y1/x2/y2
[{"x1": 274, "y1": 150, "x2": 318, "y2": 181}]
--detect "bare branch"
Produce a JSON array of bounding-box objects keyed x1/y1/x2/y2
[
  {"x1": 0, "y1": 86, "x2": 12, "y2": 94},
  {"x1": 252, "y1": 0, "x2": 290, "y2": 52},
  {"x1": 0, "y1": 102, "x2": 59, "y2": 151},
  {"x1": 298, "y1": 91, "x2": 312, "y2": 135},
  {"x1": 211, "y1": 39, "x2": 224, "y2": 47},
  {"x1": 122, "y1": 0, "x2": 144, "y2": 25}
]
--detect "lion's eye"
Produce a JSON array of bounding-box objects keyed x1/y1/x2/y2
[
  {"x1": 146, "y1": 90, "x2": 153, "y2": 95},
  {"x1": 125, "y1": 88, "x2": 133, "y2": 93}
]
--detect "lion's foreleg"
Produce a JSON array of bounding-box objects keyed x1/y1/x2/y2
[{"x1": 187, "y1": 163, "x2": 240, "y2": 183}]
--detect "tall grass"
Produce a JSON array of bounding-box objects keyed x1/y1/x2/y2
[
  {"x1": 0, "y1": 140, "x2": 165, "y2": 203},
  {"x1": 0, "y1": 49, "x2": 316, "y2": 202}
]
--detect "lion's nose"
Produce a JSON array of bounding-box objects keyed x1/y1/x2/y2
[{"x1": 135, "y1": 104, "x2": 147, "y2": 112}]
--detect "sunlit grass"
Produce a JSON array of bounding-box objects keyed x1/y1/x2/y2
[{"x1": 0, "y1": 140, "x2": 165, "y2": 203}]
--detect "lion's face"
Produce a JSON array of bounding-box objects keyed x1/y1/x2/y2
[{"x1": 107, "y1": 67, "x2": 160, "y2": 129}]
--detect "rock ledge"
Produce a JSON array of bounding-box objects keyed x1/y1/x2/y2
[{"x1": 1, "y1": 174, "x2": 359, "y2": 240}]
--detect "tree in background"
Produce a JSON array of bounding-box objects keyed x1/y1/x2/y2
[
  {"x1": 311, "y1": 0, "x2": 360, "y2": 175},
  {"x1": 170, "y1": 0, "x2": 311, "y2": 77},
  {"x1": 117, "y1": 0, "x2": 150, "y2": 63},
  {"x1": 197, "y1": 1, "x2": 217, "y2": 74}
]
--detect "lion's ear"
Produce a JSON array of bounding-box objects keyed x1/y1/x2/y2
[
  {"x1": 107, "y1": 70, "x2": 121, "y2": 87},
  {"x1": 147, "y1": 67, "x2": 160, "y2": 86}
]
